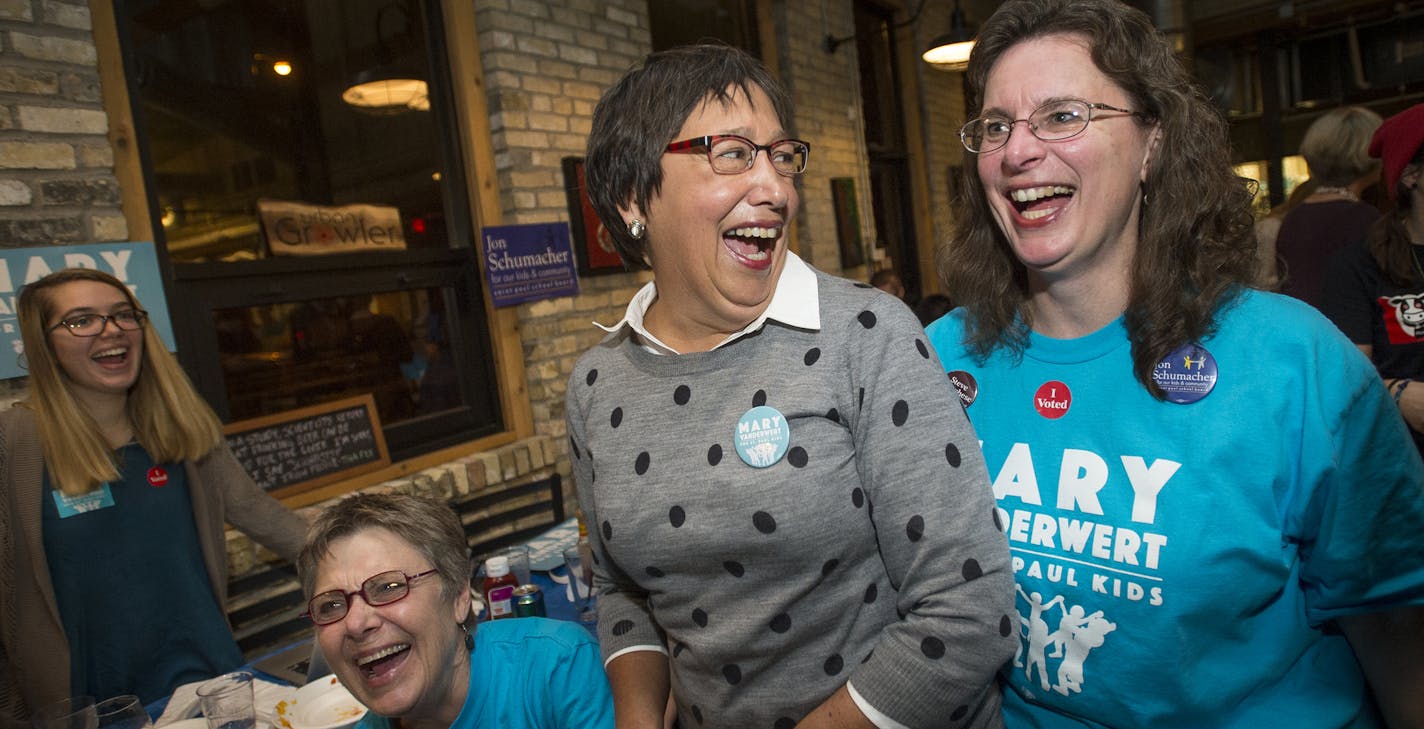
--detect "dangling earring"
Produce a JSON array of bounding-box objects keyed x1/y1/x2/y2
[
  {"x1": 627, "y1": 219, "x2": 646, "y2": 240},
  {"x1": 460, "y1": 621, "x2": 473, "y2": 651}
]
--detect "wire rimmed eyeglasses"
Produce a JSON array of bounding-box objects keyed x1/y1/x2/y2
[
  {"x1": 665, "y1": 134, "x2": 811, "y2": 176},
  {"x1": 959, "y1": 99, "x2": 1151, "y2": 154},
  {"x1": 49, "y1": 309, "x2": 148, "y2": 337},
  {"x1": 304, "y1": 568, "x2": 439, "y2": 625}
]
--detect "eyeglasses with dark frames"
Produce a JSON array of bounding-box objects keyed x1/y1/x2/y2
[
  {"x1": 49, "y1": 309, "x2": 149, "y2": 337},
  {"x1": 304, "y1": 568, "x2": 439, "y2": 625},
  {"x1": 959, "y1": 99, "x2": 1151, "y2": 154},
  {"x1": 665, "y1": 134, "x2": 811, "y2": 176}
]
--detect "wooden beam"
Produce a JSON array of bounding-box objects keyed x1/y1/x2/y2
[
  {"x1": 440, "y1": 0, "x2": 535, "y2": 441},
  {"x1": 90, "y1": 0, "x2": 154, "y2": 244}
]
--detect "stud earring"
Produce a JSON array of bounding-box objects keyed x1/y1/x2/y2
[{"x1": 628, "y1": 219, "x2": 646, "y2": 240}]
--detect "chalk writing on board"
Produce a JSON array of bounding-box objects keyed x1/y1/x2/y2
[{"x1": 224, "y1": 395, "x2": 388, "y2": 494}]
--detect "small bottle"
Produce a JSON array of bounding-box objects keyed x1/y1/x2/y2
[{"x1": 482, "y1": 555, "x2": 518, "y2": 620}]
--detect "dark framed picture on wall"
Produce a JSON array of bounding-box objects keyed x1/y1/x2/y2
[
  {"x1": 831, "y1": 177, "x2": 864, "y2": 269},
  {"x1": 562, "y1": 156, "x2": 626, "y2": 276}
]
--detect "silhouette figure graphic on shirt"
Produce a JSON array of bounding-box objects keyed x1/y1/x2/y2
[
  {"x1": 1047, "y1": 604, "x2": 1116, "y2": 695},
  {"x1": 1015, "y1": 585, "x2": 1114, "y2": 696}
]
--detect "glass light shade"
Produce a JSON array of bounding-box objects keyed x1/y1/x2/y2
[
  {"x1": 342, "y1": 73, "x2": 428, "y2": 113},
  {"x1": 923, "y1": 35, "x2": 975, "y2": 67}
]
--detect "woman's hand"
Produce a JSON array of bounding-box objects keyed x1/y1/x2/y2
[{"x1": 793, "y1": 686, "x2": 876, "y2": 729}]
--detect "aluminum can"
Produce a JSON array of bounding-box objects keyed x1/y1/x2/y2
[{"x1": 513, "y1": 584, "x2": 546, "y2": 617}]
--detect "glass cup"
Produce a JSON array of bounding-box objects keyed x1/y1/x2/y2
[
  {"x1": 95, "y1": 696, "x2": 151, "y2": 729},
  {"x1": 196, "y1": 671, "x2": 256, "y2": 729},
  {"x1": 562, "y1": 545, "x2": 596, "y2": 624},
  {"x1": 497, "y1": 545, "x2": 532, "y2": 586},
  {"x1": 31, "y1": 697, "x2": 97, "y2": 729}
]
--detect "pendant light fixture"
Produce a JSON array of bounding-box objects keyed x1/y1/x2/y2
[
  {"x1": 921, "y1": 0, "x2": 976, "y2": 70},
  {"x1": 342, "y1": 1, "x2": 428, "y2": 114}
]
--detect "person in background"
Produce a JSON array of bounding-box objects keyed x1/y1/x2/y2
[
  {"x1": 1252, "y1": 177, "x2": 1317, "y2": 287},
  {"x1": 1274, "y1": 105, "x2": 1383, "y2": 307},
  {"x1": 571, "y1": 43, "x2": 1013, "y2": 729},
  {"x1": 298, "y1": 491, "x2": 613, "y2": 729},
  {"x1": 914, "y1": 293, "x2": 954, "y2": 328},
  {"x1": 1322, "y1": 103, "x2": 1424, "y2": 455},
  {"x1": 926, "y1": 0, "x2": 1424, "y2": 726},
  {"x1": 870, "y1": 268, "x2": 906, "y2": 300},
  {"x1": 0, "y1": 268, "x2": 308, "y2": 728}
]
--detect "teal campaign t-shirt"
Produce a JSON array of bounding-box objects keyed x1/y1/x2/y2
[{"x1": 925, "y1": 290, "x2": 1424, "y2": 728}]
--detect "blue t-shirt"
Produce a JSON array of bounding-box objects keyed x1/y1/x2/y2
[
  {"x1": 41, "y1": 443, "x2": 241, "y2": 703},
  {"x1": 355, "y1": 617, "x2": 612, "y2": 729},
  {"x1": 926, "y1": 290, "x2": 1424, "y2": 728}
]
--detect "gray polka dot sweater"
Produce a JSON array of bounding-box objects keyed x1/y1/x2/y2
[{"x1": 566, "y1": 270, "x2": 1015, "y2": 729}]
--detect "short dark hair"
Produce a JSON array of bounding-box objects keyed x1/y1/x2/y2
[
  {"x1": 585, "y1": 43, "x2": 794, "y2": 269},
  {"x1": 298, "y1": 491, "x2": 470, "y2": 602}
]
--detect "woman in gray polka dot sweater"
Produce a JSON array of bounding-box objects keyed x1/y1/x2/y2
[{"x1": 567, "y1": 44, "x2": 1015, "y2": 729}]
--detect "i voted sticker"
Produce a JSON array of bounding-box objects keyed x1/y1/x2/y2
[
  {"x1": 147, "y1": 466, "x2": 169, "y2": 487},
  {"x1": 1034, "y1": 381, "x2": 1072, "y2": 419},
  {"x1": 735, "y1": 405, "x2": 789, "y2": 468},
  {"x1": 1152, "y1": 343, "x2": 1218, "y2": 404},
  {"x1": 52, "y1": 483, "x2": 115, "y2": 518}
]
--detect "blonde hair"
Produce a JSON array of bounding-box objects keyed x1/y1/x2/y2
[
  {"x1": 1299, "y1": 106, "x2": 1383, "y2": 187},
  {"x1": 17, "y1": 268, "x2": 223, "y2": 496}
]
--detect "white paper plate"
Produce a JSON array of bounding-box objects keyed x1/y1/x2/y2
[{"x1": 272, "y1": 676, "x2": 367, "y2": 729}]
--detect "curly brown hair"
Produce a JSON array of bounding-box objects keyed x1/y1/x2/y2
[{"x1": 939, "y1": 0, "x2": 1258, "y2": 397}]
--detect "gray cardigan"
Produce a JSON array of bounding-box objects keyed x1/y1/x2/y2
[{"x1": 0, "y1": 406, "x2": 306, "y2": 729}]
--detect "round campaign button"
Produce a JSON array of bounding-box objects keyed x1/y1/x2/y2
[
  {"x1": 147, "y1": 466, "x2": 169, "y2": 487},
  {"x1": 1152, "y1": 343, "x2": 1218, "y2": 404},
  {"x1": 948, "y1": 370, "x2": 979, "y2": 408},
  {"x1": 735, "y1": 405, "x2": 790, "y2": 468},
  {"x1": 1033, "y1": 381, "x2": 1072, "y2": 419}
]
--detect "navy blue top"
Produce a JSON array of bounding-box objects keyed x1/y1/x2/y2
[{"x1": 41, "y1": 443, "x2": 241, "y2": 703}]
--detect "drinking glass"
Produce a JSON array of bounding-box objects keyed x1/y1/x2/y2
[
  {"x1": 562, "y1": 545, "x2": 597, "y2": 623},
  {"x1": 31, "y1": 697, "x2": 96, "y2": 729},
  {"x1": 95, "y1": 696, "x2": 151, "y2": 729},
  {"x1": 497, "y1": 545, "x2": 532, "y2": 586},
  {"x1": 196, "y1": 671, "x2": 256, "y2": 729}
]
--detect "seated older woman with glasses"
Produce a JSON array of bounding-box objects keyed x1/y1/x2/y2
[
  {"x1": 567, "y1": 43, "x2": 1013, "y2": 729},
  {"x1": 1, "y1": 268, "x2": 307, "y2": 729},
  {"x1": 297, "y1": 492, "x2": 612, "y2": 729}
]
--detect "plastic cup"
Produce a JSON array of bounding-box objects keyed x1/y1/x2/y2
[
  {"x1": 196, "y1": 671, "x2": 256, "y2": 729},
  {"x1": 498, "y1": 545, "x2": 532, "y2": 585},
  {"x1": 95, "y1": 696, "x2": 151, "y2": 729}
]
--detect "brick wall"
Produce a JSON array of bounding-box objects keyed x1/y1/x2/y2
[{"x1": 0, "y1": 0, "x2": 117, "y2": 403}]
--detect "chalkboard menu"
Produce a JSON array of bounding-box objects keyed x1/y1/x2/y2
[{"x1": 224, "y1": 394, "x2": 390, "y2": 495}]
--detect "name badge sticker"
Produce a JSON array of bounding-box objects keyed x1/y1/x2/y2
[
  {"x1": 52, "y1": 483, "x2": 116, "y2": 518},
  {"x1": 1152, "y1": 343, "x2": 1218, "y2": 404},
  {"x1": 735, "y1": 405, "x2": 790, "y2": 468}
]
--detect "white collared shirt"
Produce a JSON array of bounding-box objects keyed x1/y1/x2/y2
[{"x1": 593, "y1": 252, "x2": 821, "y2": 354}]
